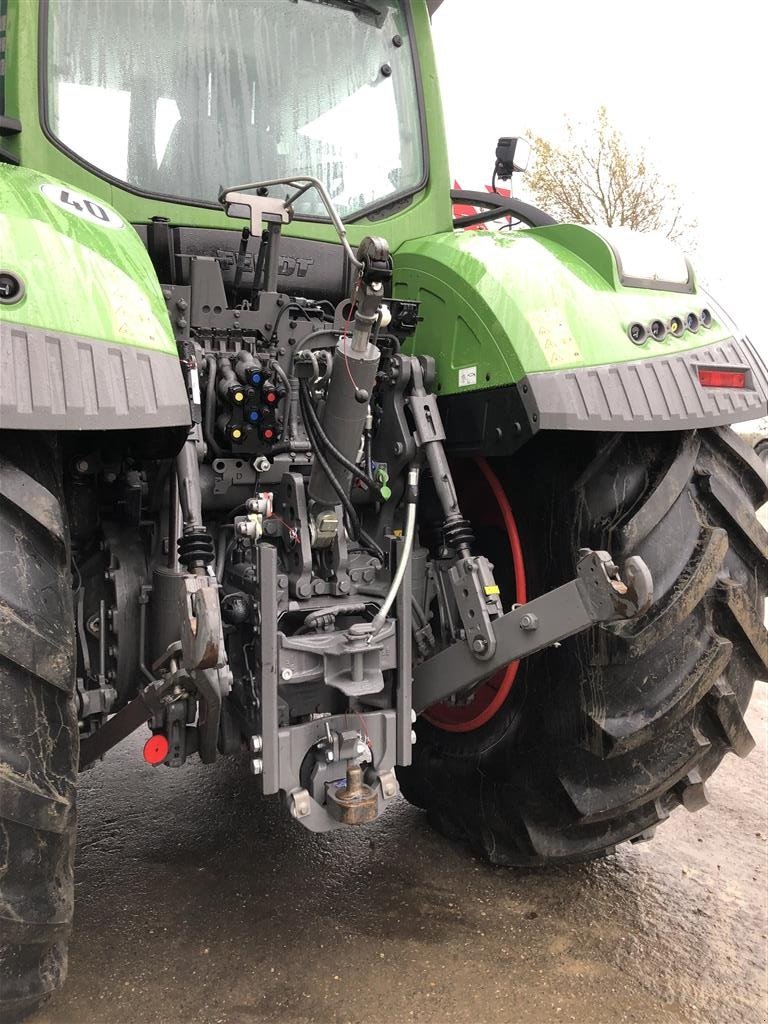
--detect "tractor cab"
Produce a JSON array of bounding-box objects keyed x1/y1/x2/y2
[
  {"x1": 42, "y1": 0, "x2": 424, "y2": 219},
  {"x1": 3, "y1": 0, "x2": 447, "y2": 245}
]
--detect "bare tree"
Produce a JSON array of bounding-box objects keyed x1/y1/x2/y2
[{"x1": 526, "y1": 107, "x2": 694, "y2": 244}]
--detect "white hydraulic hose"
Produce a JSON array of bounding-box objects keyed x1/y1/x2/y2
[{"x1": 369, "y1": 467, "x2": 420, "y2": 638}]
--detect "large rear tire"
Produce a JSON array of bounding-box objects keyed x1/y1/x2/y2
[
  {"x1": 399, "y1": 427, "x2": 768, "y2": 865},
  {"x1": 0, "y1": 436, "x2": 77, "y2": 1022}
]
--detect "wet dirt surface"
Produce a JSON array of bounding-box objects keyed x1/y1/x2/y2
[
  {"x1": 33, "y1": 512, "x2": 768, "y2": 1024},
  {"x1": 31, "y1": 681, "x2": 767, "y2": 1024}
]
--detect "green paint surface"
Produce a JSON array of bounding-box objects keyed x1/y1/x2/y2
[
  {"x1": 0, "y1": 164, "x2": 177, "y2": 353},
  {"x1": 3, "y1": 0, "x2": 453, "y2": 251},
  {"x1": 2, "y1": 0, "x2": 736, "y2": 399},
  {"x1": 394, "y1": 227, "x2": 732, "y2": 394}
]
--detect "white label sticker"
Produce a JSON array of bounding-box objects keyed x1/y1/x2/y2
[
  {"x1": 458, "y1": 365, "x2": 477, "y2": 387},
  {"x1": 40, "y1": 183, "x2": 124, "y2": 230}
]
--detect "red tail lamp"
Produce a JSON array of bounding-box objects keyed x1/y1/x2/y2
[{"x1": 697, "y1": 367, "x2": 747, "y2": 389}]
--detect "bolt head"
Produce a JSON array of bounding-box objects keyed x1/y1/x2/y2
[
  {"x1": 325, "y1": 749, "x2": 334, "y2": 763},
  {"x1": 471, "y1": 637, "x2": 488, "y2": 653},
  {"x1": 250, "y1": 758, "x2": 263, "y2": 776},
  {"x1": 519, "y1": 612, "x2": 539, "y2": 631},
  {"x1": 250, "y1": 735, "x2": 263, "y2": 754},
  {"x1": 281, "y1": 668, "x2": 293, "y2": 681},
  {"x1": 293, "y1": 801, "x2": 310, "y2": 818},
  {"x1": 410, "y1": 730, "x2": 417, "y2": 745}
]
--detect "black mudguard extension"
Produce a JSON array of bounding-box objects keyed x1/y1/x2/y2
[{"x1": 439, "y1": 336, "x2": 768, "y2": 457}]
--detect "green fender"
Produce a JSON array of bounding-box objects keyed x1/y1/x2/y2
[
  {"x1": 393, "y1": 224, "x2": 735, "y2": 396},
  {"x1": 0, "y1": 164, "x2": 189, "y2": 431},
  {"x1": 0, "y1": 163, "x2": 176, "y2": 353}
]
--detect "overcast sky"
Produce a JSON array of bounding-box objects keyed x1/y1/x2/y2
[{"x1": 431, "y1": 0, "x2": 766, "y2": 356}]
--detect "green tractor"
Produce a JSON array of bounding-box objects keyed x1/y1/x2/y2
[{"x1": 1, "y1": 0, "x2": 766, "y2": 1018}]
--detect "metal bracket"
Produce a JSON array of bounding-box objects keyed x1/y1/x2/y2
[
  {"x1": 278, "y1": 622, "x2": 395, "y2": 697},
  {"x1": 412, "y1": 549, "x2": 653, "y2": 712},
  {"x1": 177, "y1": 575, "x2": 221, "y2": 671},
  {"x1": 78, "y1": 675, "x2": 176, "y2": 770},
  {"x1": 447, "y1": 554, "x2": 503, "y2": 659}
]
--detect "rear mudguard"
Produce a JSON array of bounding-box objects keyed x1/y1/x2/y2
[
  {"x1": 393, "y1": 227, "x2": 768, "y2": 452},
  {"x1": 0, "y1": 164, "x2": 190, "y2": 431}
]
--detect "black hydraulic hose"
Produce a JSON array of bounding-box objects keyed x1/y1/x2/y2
[
  {"x1": 299, "y1": 387, "x2": 384, "y2": 561},
  {"x1": 233, "y1": 227, "x2": 249, "y2": 296},
  {"x1": 267, "y1": 301, "x2": 315, "y2": 344},
  {"x1": 299, "y1": 380, "x2": 378, "y2": 491},
  {"x1": 299, "y1": 386, "x2": 354, "y2": 521},
  {"x1": 364, "y1": 428, "x2": 373, "y2": 479},
  {"x1": 204, "y1": 356, "x2": 223, "y2": 458},
  {"x1": 269, "y1": 360, "x2": 293, "y2": 441},
  {"x1": 293, "y1": 327, "x2": 340, "y2": 353},
  {"x1": 357, "y1": 583, "x2": 428, "y2": 627}
]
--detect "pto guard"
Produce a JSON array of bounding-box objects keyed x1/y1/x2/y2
[{"x1": 0, "y1": 164, "x2": 190, "y2": 432}]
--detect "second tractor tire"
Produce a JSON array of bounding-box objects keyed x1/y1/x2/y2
[{"x1": 399, "y1": 427, "x2": 768, "y2": 865}]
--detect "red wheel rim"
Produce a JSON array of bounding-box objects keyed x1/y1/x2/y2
[{"x1": 423, "y1": 457, "x2": 526, "y2": 732}]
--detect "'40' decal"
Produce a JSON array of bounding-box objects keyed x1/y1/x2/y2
[{"x1": 40, "y1": 183, "x2": 124, "y2": 230}]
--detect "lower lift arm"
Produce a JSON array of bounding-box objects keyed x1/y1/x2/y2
[{"x1": 412, "y1": 548, "x2": 653, "y2": 713}]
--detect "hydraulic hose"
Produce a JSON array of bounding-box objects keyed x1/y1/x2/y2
[
  {"x1": 299, "y1": 387, "x2": 384, "y2": 561},
  {"x1": 369, "y1": 466, "x2": 419, "y2": 637},
  {"x1": 204, "y1": 356, "x2": 223, "y2": 458},
  {"x1": 293, "y1": 327, "x2": 340, "y2": 353},
  {"x1": 267, "y1": 301, "x2": 315, "y2": 345},
  {"x1": 299, "y1": 387, "x2": 362, "y2": 533},
  {"x1": 269, "y1": 360, "x2": 292, "y2": 440},
  {"x1": 300, "y1": 380, "x2": 377, "y2": 491}
]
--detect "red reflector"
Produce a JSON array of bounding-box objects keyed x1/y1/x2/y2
[
  {"x1": 697, "y1": 368, "x2": 746, "y2": 389},
  {"x1": 143, "y1": 733, "x2": 169, "y2": 765}
]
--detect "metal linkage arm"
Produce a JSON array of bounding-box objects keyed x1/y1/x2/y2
[{"x1": 412, "y1": 549, "x2": 652, "y2": 712}]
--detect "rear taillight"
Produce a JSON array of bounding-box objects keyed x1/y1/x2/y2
[{"x1": 697, "y1": 367, "x2": 747, "y2": 389}]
